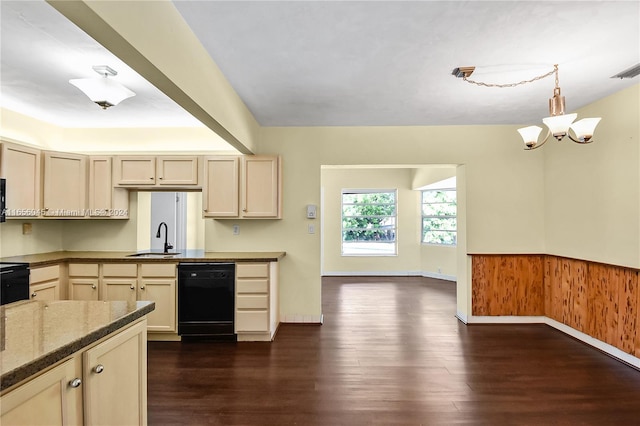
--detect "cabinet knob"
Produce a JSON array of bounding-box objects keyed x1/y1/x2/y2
[
  {"x1": 69, "y1": 378, "x2": 82, "y2": 388},
  {"x1": 91, "y1": 284, "x2": 97, "y2": 290},
  {"x1": 31, "y1": 292, "x2": 37, "y2": 298},
  {"x1": 94, "y1": 364, "x2": 104, "y2": 374},
  {"x1": 150, "y1": 177, "x2": 154, "y2": 180},
  {"x1": 158, "y1": 176, "x2": 163, "y2": 180},
  {"x1": 130, "y1": 285, "x2": 135, "y2": 290},
  {"x1": 140, "y1": 286, "x2": 145, "y2": 290}
]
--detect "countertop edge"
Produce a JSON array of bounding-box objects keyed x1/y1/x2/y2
[
  {"x1": 0, "y1": 251, "x2": 286, "y2": 267},
  {"x1": 1, "y1": 301, "x2": 155, "y2": 392}
]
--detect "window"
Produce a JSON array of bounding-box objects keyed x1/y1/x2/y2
[
  {"x1": 422, "y1": 189, "x2": 456, "y2": 245},
  {"x1": 341, "y1": 190, "x2": 397, "y2": 256}
]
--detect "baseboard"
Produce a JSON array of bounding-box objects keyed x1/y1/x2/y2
[
  {"x1": 467, "y1": 314, "x2": 640, "y2": 369},
  {"x1": 322, "y1": 271, "x2": 422, "y2": 277},
  {"x1": 322, "y1": 271, "x2": 456, "y2": 281},
  {"x1": 544, "y1": 318, "x2": 640, "y2": 370},
  {"x1": 281, "y1": 314, "x2": 324, "y2": 324},
  {"x1": 455, "y1": 311, "x2": 468, "y2": 324},
  {"x1": 421, "y1": 271, "x2": 456, "y2": 282}
]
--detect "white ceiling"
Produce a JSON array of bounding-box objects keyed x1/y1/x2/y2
[{"x1": 1, "y1": 1, "x2": 639, "y2": 129}]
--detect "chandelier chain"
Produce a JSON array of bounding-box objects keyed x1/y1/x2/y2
[{"x1": 463, "y1": 65, "x2": 558, "y2": 88}]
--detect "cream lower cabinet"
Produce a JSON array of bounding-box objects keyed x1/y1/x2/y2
[
  {"x1": 68, "y1": 264, "x2": 100, "y2": 301},
  {"x1": 0, "y1": 358, "x2": 81, "y2": 425},
  {"x1": 235, "y1": 262, "x2": 279, "y2": 341},
  {"x1": 29, "y1": 264, "x2": 61, "y2": 301},
  {"x1": 83, "y1": 320, "x2": 147, "y2": 426},
  {"x1": 100, "y1": 263, "x2": 177, "y2": 334},
  {"x1": 1, "y1": 319, "x2": 147, "y2": 426},
  {"x1": 139, "y1": 263, "x2": 177, "y2": 333}
]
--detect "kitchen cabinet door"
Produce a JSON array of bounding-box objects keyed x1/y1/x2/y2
[
  {"x1": 0, "y1": 142, "x2": 41, "y2": 217},
  {"x1": 139, "y1": 263, "x2": 177, "y2": 333},
  {"x1": 30, "y1": 264, "x2": 61, "y2": 301},
  {"x1": 140, "y1": 278, "x2": 176, "y2": 332},
  {"x1": 88, "y1": 156, "x2": 129, "y2": 218},
  {"x1": 157, "y1": 156, "x2": 199, "y2": 185},
  {"x1": 69, "y1": 279, "x2": 99, "y2": 301},
  {"x1": 102, "y1": 278, "x2": 138, "y2": 304},
  {"x1": 242, "y1": 156, "x2": 281, "y2": 218},
  {"x1": 42, "y1": 151, "x2": 88, "y2": 217},
  {"x1": 203, "y1": 156, "x2": 239, "y2": 217},
  {"x1": 83, "y1": 320, "x2": 147, "y2": 426},
  {"x1": 114, "y1": 156, "x2": 156, "y2": 185},
  {"x1": 0, "y1": 358, "x2": 82, "y2": 426}
]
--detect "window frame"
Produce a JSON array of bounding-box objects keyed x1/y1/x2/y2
[
  {"x1": 421, "y1": 187, "x2": 457, "y2": 246},
  {"x1": 341, "y1": 188, "x2": 398, "y2": 256}
]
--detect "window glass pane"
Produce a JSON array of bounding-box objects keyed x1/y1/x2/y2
[
  {"x1": 422, "y1": 202, "x2": 456, "y2": 216},
  {"x1": 423, "y1": 217, "x2": 456, "y2": 231},
  {"x1": 423, "y1": 231, "x2": 457, "y2": 245},
  {"x1": 421, "y1": 188, "x2": 457, "y2": 246},
  {"x1": 342, "y1": 190, "x2": 397, "y2": 256},
  {"x1": 422, "y1": 190, "x2": 456, "y2": 204}
]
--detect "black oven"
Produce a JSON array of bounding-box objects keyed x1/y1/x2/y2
[
  {"x1": 1, "y1": 263, "x2": 30, "y2": 305},
  {"x1": 1, "y1": 178, "x2": 6, "y2": 223},
  {"x1": 178, "y1": 263, "x2": 235, "y2": 340}
]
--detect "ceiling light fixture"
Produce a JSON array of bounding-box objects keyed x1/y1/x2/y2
[
  {"x1": 453, "y1": 64, "x2": 601, "y2": 150},
  {"x1": 69, "y1": 65, "x2": 135, "y2": 109}
]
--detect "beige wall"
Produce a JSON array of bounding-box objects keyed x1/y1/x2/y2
[
  {"x1": 321, "y1": 167, "x2": 421, "y2": 275},
  {"x1": 1, "y1": 85, "x2": 636, "y2": 323},
  {"x1": 544, "y1": 84, "x2": 640, "y2": 269}
]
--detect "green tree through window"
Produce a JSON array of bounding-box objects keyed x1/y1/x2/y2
[
  {"x1": 422, "y1": 189, "x2": 456, "y2": 245},
  {"x1": 342, "y1": 190, "x2": 397, "y2": 255}
]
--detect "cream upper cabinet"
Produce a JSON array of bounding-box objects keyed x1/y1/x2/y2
[
  {"x1": 42, "y1": 151, "x2": 88, "y2": 217},
  {"x1": 114, "y1": 155, "x2": 200, "y2": 187},
  {"x1": 242, "y1": 156, "x2": 281, "y2": 218},
  {"x1": 203, "y1": 156, "x2": 240, "y2": 217},
  {"x1": 204, "y1": 155, "x2": 281, "y2": 219},
  {"x1": 0, "y1": 141, "x2": 41, "y2": 217},
  {"x1": 88, "y1": 156, "x2": 129, "y2": 218}
]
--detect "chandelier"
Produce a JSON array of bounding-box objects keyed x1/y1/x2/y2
[
  {"x1": 69, "y1": 65, "x2": 136, "y2": 109},
  {"x1": 453, "y1": 64, "x2": 601, "y2": 150}
]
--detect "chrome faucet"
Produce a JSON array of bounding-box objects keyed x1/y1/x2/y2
[{"x1": 155, "y1": 222, "x2": 173, "y2": 253}]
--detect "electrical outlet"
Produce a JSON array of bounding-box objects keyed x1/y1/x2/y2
[
  {"x1": 22, "y1": 223, "x2": 32, "y2": 235},
  {"x1": 233, "y1": 225, "x2": 240, "y2": 235},
  {"x1": 437, "y1": 267, "x2": 442, "y2": 274},
  {"x1": 308, "y1": 224, "x2": 315, "y2": 234}
]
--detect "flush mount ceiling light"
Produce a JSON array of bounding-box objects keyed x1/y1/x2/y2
[
  {"x1": 452, "y1": 64, "x2": 601, "y2": 150},
  {"x1": 69, "y1": 65, "x2": 135, "y2": 109}
]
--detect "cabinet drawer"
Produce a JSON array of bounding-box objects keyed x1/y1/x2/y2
[
  {"x1": 236, "y1": 279, "x2": 268, "y2": 293},
  {"x1": 237, "y1": 294, "x2": 268, "y2": 309},
  {"x1": 30, "y1": 265, "x2": 60, "y2": 284},
  {"x1": 102, "y1": 263, "x2": 138, "y2": 277},
  {"x1": 236, "y1": 263, "x2": 268, "y2": 278},
  {"x1": 68, "y1": 263, "x2": 99, "y2": 277},
  {"x1": 236, "y1": 311, "x2": 268, "y2": 332},
  {"x1": 140, "y1": 263, "x2": 176, "y2": 277}
]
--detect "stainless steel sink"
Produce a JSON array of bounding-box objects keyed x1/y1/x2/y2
[{"x1": 127, "y1": 252, "x2": 181, "y2": 258}]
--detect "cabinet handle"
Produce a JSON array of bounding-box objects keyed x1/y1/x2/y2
[
  {"x1": 91, "y1": 284, "x2": 97, "y2": 290},
  {"x1": 150, "y1": 177, "x2": 154, "y2": 180},
  {"x1": 94, "y1": 364, "x2": 104, "y2": 374},
  {"x1": 130, "y1": 285, "x2": 135, "y2": 290},
  {"x1": 69, "y1": 378, "x2": 82, "y2": 388},
  {"x1": 158, "y1": 176, "x2": 163, "y2": 180},
  {"x1": 31, "y1": 292, "x2": 37, "y2": 298},
  {"x1": 140, "y1": 286, "x2": 145, "y2": 290},
  {"x1": 43, "y1": 207, "x2": 49, "y2": 212}
]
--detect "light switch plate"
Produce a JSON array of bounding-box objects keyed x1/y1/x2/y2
[
  {"x1": 308, "y1": 224, "x2": 315, "y2": 234},
  {"x1": 233, "y1": 225, "x2": 240, "y2": 235}
]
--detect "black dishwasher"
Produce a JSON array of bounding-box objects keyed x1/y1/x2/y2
[{"x1": 178, "y1": 263, "x2": 235, "y2": 340}]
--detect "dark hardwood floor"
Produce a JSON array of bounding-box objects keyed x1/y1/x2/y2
[{"x1": 148, "y1": 276, "x2": 640, "y2": 425}]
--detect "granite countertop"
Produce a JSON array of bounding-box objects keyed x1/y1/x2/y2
[
  {"x1": 1, "y1": 300, "x2": 155, "y2": 391},
  {"x1": 0, "y1": 250, "x2": 286, "y2": 267}
]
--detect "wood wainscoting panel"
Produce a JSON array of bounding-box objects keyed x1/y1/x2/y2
[
  {"x1": 472, "y1": 255, "x2": 544, "y2": 316},
  {"x1": 618, "y1": 268, "x2": 638, "y2": 355},
  {"x1": 637, "y1": 270, "x2": 640, "y2": 358},
  {"x1": 563, "y1": 258, "x2": 588, "y2": 333}
]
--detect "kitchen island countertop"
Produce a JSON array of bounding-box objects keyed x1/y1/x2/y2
[{"x1": 1, "y1": 299, "x2": 154, "y2": 391}]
